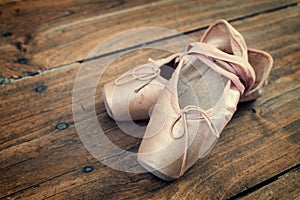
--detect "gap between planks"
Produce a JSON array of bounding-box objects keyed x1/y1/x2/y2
[
  {"x1": 1, "y1": 1, "x2": 298, "y2": 200},
  {"x1": 228, "y1": 164, "x2": 300, "y2": 199},
  {"x1": 0, "y1": 2, "x2": 298, "y2": 86}
]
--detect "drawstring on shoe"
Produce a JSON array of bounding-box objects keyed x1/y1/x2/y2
[
  {"x1": 115, "y1": 58, "x2": 161, "y2": 92},
  {"x1": 170, "y1": 105, "x2": 219, "y2": 176}
]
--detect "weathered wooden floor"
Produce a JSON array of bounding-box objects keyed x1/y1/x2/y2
[{"x1": 0, "y1": 0, "x2": 299, "y2": 199}]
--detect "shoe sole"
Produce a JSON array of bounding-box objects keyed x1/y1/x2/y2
[{"x1": 137, "y1": 159, "x2": 176, "y2": 181}]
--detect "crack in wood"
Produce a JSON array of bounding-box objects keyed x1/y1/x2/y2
[{"x1": 227, "y1": 164, "x2": 300, "y2": 199}]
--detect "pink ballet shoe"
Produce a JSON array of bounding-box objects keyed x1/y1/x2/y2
[
  {"x1": 199, "y1": 19, "x2": 272, "y2": 102},
  {"x1": 137, "y1": 19, "x2": 273, "y2": 180},
  {"x1": 103, "y1": 54, "x2": 181, "y2": 121}
]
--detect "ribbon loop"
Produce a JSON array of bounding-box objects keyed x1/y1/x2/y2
[
  {"x1": 115, "y1": 62, "x2": 161, "y2": 86},
  {"x1": 171, "y1": 105, "x2": 219, "y2": 140},
  {"x1": 170, "y1": 105, "x2": 219, "y2": 176}
]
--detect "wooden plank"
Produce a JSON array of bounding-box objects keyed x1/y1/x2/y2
[
  {"x1": 0, "y1": 0, "x2": 298, "y2": 79},
  {"x1": 242, "y1": 167, "x2": 300, "y2": 200},
  {"x1": 0, "y1": 0, "x2": 160, "y2": 79},
  {"x1": 1, "y1": 5, "x2": 300, "y2": 199}
]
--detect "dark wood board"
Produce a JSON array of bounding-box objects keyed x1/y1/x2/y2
[
  {"x1": 0, "y1": 1, "x2": 299, "y2": 200},
  {"x1": 0, "y1": 0, "x2": 298, "y2": 79}
]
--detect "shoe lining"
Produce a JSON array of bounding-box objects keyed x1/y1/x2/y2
[
  {"x1": 203, "y1": 23, "x2": 235, "y2": 55},
  {"x1": 160, "y1": 58, "x2": 177, "y2": 80},
  {"x1": 177, "y1": 56, "x2": 228, "y2": 110}
]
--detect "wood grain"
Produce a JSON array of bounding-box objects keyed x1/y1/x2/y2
[
  {"x1": 0, "y1": 0, "x2": 298, "y2": 79},
  {"x1": 0, "y1": 0, "x2": 160, "y2": 79},
  {"x1": 1, "y1": 4, "x2": 300, "y2": 199},
  {"x1": 242, "y1": 167, "x2": 300, "y2": 200}
]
